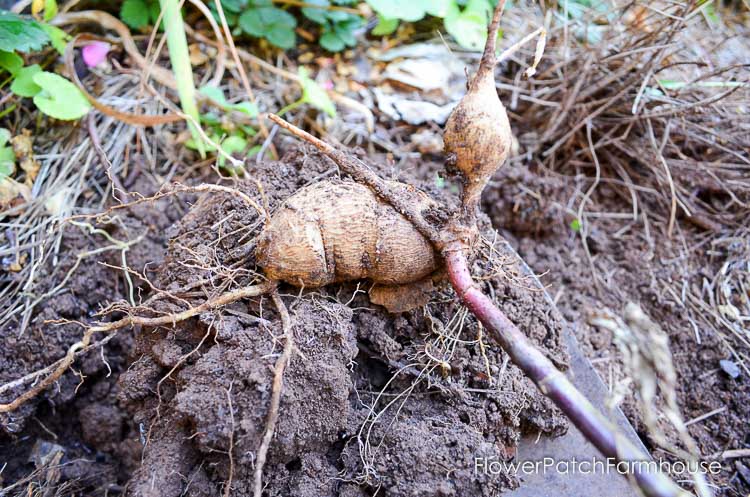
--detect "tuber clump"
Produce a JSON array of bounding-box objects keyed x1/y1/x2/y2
[
  {"x1": 258, "y1": 2, "x2": 515, "y2": 302},
  {"x1": 256, "y1": 180, "x2": 437, "y2": 288}
]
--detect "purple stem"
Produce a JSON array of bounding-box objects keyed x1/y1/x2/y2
[{"x1": 443, "y1": 241, "x2": 688, "y2": 497}]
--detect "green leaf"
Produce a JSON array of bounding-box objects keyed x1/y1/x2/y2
[
  {"x1": 301, "y1": 0, "x2": 329, "y2": 24},
  {"x1": 319, "y1": 30, "x2": 345, "y2": 52},
  {"x1": 199, "y1": 85, "x2": 258, "y2": 117},
  {"x1": 320, "y1": 16, "x2": 361, "y2": 50},
  {"x1": 0, "y1": 50, "x2": 23, "y2": 76},
  {"x1": 327, "y1": 10, "x2": 353, "y2": 22},
  {"x1": 0, "y1": 156, "x2": 14, "y2": 176},
  {"x1": 200, "y1": 111, "x2": 221, "y2": 126},
  {"x1": 44, "y1": 0, "x2": 58, "y2": 21},
  {"x1": 334, "y1": 17, "x2": 362, "y2": 45},
  {"x1": 40, "y1": 24, "x2": 69, "y2": 55},
  {"x1": 148, "y1": 0, "x2": 163, "y2": 27},
  {"x1": 239, "y1": 124, "x2": 257, "y2": 136},
  {"x1": 425, "y1": 0, "x2": 452, "y2": 17},
  {"x1": 239, "y1": 6, "x2": 297, "y2": 49},
  {"x1": 231, "y1": 101, "x2": 258, "y2": 117},
  {"x1": 121, "y1": 0, "x2": 150, "y2": 29},
  {"x1": 0, "y1": 11, "x2": 49, "y2": 53},
  {"x1": 0, "y1": 150, "x2": 14, "y2": 176},
  {"x1": 0, "y1": 128, "x2": 15, "y2": 177},
  {"x1": 32, "y1": 71, "x2": 91, "y2": 120},
  {"x1": 570, "y1": 218, "x2": 581, "y2": 232},
  {"x1": 217, "y1": 134, "x2": 247, "y2": 169},
  {"x1": 465, "y1": 0, "x2": 491, "y2": 18},
  {"x1": 10, "y1": 64, "x2": 42, "y2": 97},
  {"x1": 0, "y1": 128, "x2": 10, "y2": 147},
  {"x1": 221, "y1": 135, "x2": 247, "y2": 153},
  {"x1": 186, "y1": 133, "x2": 218, "y2": 152},
  {"x1": 444, "y1": 2, "x2": 488, "y2": 51},
  {"x1": 299, "y1": 67, "x2": 335, "y2": 117},
  {"x1": 265, "y1": 24, "x2": 296, "y2": 49},
  {"x1": 220, "y1": 0, "x2": 247, "y2": 13},
  {"x1": 199, "y1": 85, "x2": 228, "y2": 105},
  {"x1": 238, "y1": 6, "x2": 296, "y2": 36},
  {"x1": 365, "y1": 0, "x2": 429, "y2": 21},
  {"x1": 372, "y1": 15, "x2": 398, "y2": 35}
]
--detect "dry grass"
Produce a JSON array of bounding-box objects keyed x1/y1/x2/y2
[
  {"x1": 501, "y1": 1, "x2": 748, "y2": 233},
  {"x1": 497, "y1": 1, "x2": 750, "y2": 368}
]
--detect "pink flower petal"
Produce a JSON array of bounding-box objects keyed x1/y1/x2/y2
[{"x1": 82, "y1": 42, "x2": 111, "y2": 68}]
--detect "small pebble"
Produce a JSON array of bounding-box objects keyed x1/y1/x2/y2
[{"x1": 719, "y1": 359, "x2": 741, "y2": 379}]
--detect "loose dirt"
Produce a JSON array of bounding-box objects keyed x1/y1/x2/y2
[
  {"x1": 485, "y1": 162, "x2": 750, "y2": 495},
  {"x1": 1, "y1": 147, "x2": 569, "y2": 496},
  {"x1": 0, "y1": 175, "x2": 181, "y2": 493}
]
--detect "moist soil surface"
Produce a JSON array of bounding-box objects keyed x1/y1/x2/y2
[
  {"x1": 485, "y1": 163, "x2": 750, "y2": 495},
  {"x1": 1, "y1": 147, "x2": 570, "y2": 496}
]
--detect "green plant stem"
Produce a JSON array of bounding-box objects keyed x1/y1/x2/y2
[
  {"x1": 0, "y1": 104, "x2": 16, "y2": 119},
  {"x1": 159, "y1": 0, "x2": 205, "y2": 157},
  {"x1": 276, "y1": 98, "x2": 304, "y2": 116}
]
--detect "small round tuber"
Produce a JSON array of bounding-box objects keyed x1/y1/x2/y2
[
  {"x1": 443, "y1": 1, "x2": 513, "y2": 217},
  {"x1": 256, "y1": 180, "x2": 437, "y2": 287}
]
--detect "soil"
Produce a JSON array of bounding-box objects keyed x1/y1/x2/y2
[
  {"x1": 0, "y1": 175, "x2": 183, "y2": 493},
  {"x1": 1, "y1": 103, "x2": 746, "y2": 497},
  {"x1": 484, "y1": 161, "x2": 750, "y2": 495},
  {"x1": 1, "y1": 146, "x2": 569, "y2": 496}
]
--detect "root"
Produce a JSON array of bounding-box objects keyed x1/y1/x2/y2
[
  {"x1": 224, "y1": 381, "x2": 236, "y2": 497},
  {"x1": 266, "y1": 12, "x2": 685, "y2": 488},
  {"x1": 443, "y1": 244, "x2": 687, "y2": 497},
  {"x1": 254, "y1": 289, "x2": 295, "y2": 497},
  {"x1": 70, "y1": 182, "x2": 267, "y2": 222},
  {"x1": 0, "y1": 281, "x2": 275, "y2": 413}
]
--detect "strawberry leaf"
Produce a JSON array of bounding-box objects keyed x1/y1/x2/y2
[{"x1": 0, "y1": 11, "x2": 49, "y2": 53}]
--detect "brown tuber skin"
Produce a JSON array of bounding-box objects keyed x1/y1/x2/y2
[
  {"x1": 443, "y1": 1, "x2": 512, "y2": 221},
  {"x1": 256, "y1": 180, "x2": 437, "y2": 288}
]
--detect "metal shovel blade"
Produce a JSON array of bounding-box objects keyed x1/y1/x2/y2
[{"x1": 501, "y1": 239, "x2": 645, "y2": 497}]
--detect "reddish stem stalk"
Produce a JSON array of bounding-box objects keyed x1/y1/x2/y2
[{"x1": 443, "y1": 241, "x2": 688, "y2": 497}]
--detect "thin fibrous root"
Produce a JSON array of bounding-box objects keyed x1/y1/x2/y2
[
  {"x1": 254, "y1": 289, "x2": 295, "y2": 497},
  {"x1": 69, "y1": 182, "x2": 268, "y2": 222},
  {"x1": 0, "y1": 281, "x2": 276, "y2": 413}
]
